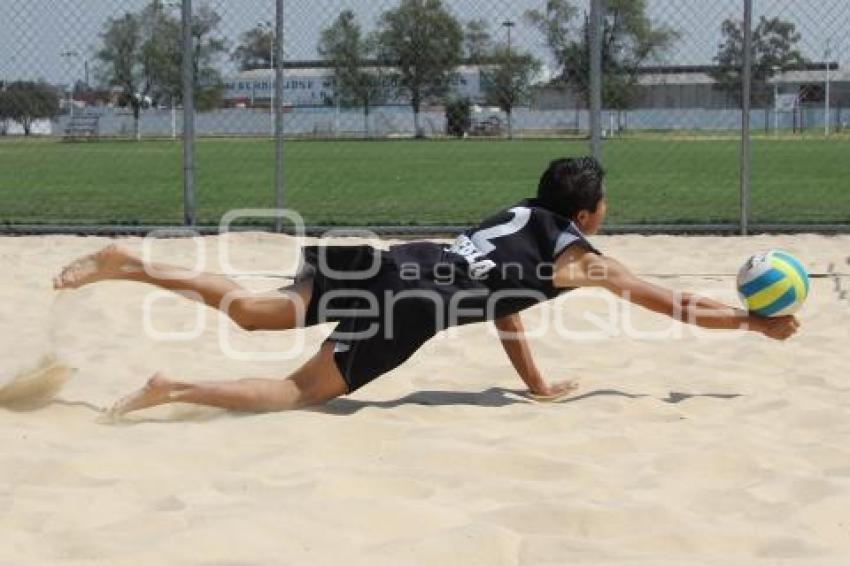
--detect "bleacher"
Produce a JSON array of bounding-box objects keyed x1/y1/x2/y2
[{"x1": 63, "y1": 114, "x2": 100, "y2": 141}]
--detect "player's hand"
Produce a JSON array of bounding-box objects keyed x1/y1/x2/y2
[
  {"x1": 752, "y1": 315, "x2": 800, "y2": 341},
  {"x1": 528, "y1": 380, "x2": 579, "y2": 402}
]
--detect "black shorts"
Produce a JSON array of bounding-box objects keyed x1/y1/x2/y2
[{"x1": 293, "y1": 245, "x2": 438, "y2": 393}]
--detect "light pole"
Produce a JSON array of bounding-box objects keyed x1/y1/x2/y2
[
  {"x1": 60, "y1": 50, "x2": 80, "y2": 118},
  {"x1": 502, "y1": 20, "x2": 516, "y2": 139},
  {"x1": 258, "y1": 22, "x2": 275, "y2": 138},
  {"x1": 502, "y1": 20, "x2": 514, "y2": 55}
]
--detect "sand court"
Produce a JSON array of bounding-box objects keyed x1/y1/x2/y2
[{"x1": 2, "y1": 233, "x2": 850, "y2": 564}]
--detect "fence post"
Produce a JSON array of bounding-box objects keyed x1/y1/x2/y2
[
  {"x1": 181, "y1": 0, "x2": 196, "y2": 227},
  {"x1": 740, "y1": 0, "x2": 753, "y2": 236},
  {"x1": 274, "y1": 0, "x2": 285, "y2": 232},
  {"x1": 589, "y1": 0, "x2": 603, "y2": 161}
]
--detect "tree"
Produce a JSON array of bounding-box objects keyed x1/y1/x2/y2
[
  {"x1": 464, "y1": 19, "x2": 492, "y2": 64},
  {"x1": 139, "y1": 2, "x2": 182, "y2": 108},
  {"x1": 96, "y1": 11, "x2": 146, "y2": 139},
  {"x1": 0, "y1": 82, "x2": 9, "y2": 135},
  {"x1": 0, "y1": 87, "x2": 7, "y2": 136},
  {"x1": 186, "y1": 4, "x2": 229, "y2": 111},
  {"x1": 482, "y1": 45, "x2": 542, "y2": 139},
  {"x1": 96, "y1": 1, "x2": 227, "y2": 139},
  {"x1": 375, "y1": 0, "x2": 463, "y2": 138},
  {"x1": 445, "y1": 97, "x2": 472, "y2": 137},
  {"x1": 525, "y1": 0, "x2": 678, "y2": 113},
  {"x1": 318, "y1": 10, "x2": 386, "y2": 137},
  {"x1": 710, "y1": 16, "x2": 806, "y2": 109},
  {"x1": 72, "y1": 79, "x2": 92, "y2": 99},
  {"x1": 524, "y1": 0, "x2": 577, "y2": 78},
  {"x1": 232, "y1": 25, "x2": 275, "y2": 71},
  {"x1": 0, "y1": 82, "x2": 60, "y2": 136}
]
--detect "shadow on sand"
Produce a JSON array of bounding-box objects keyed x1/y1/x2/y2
[
  {"x1": 318, "y1": 388, "x2": 743, "y2": 416},
  {"x1": 3, "y1": 388, "x2": 742, "y2": 424}
]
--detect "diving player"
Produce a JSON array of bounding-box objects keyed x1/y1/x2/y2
[{"x1": 53, "y1": 157, "x2": 799, "y2": 416}]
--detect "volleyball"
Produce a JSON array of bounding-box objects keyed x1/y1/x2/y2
[{"x1": 737, "y1": 250, "x2": 810, "y2": 317}]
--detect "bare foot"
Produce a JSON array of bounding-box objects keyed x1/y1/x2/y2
[
  {"x1": 106, "y1": 373, "x2": 180, "y2": 418},
  {"x1": 527, "y1": 380, "x2": 579, "y2": 403},
  {"x1": 53, "y1": 244, "x2": 135, "y2": 290}
]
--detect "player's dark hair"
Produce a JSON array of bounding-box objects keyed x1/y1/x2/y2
[{"x1": 536, "y1": 157, "x2": 606, "y2": 219}]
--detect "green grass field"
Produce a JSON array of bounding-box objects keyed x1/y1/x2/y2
[{"x1": 1, "y1": 136, "x2": 847, "y2": 227}]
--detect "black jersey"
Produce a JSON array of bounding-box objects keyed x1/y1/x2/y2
[
  {"x1": 293, "y1": 199, "x2": 601, "y2": 392},
  {"x1": 387, "y1": 198, "x2": 601, "y2": 325}
]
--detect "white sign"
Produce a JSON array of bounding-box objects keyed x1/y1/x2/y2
[
  {"x1": 775, "y1": 93, "x2": 798, "y2": 112},
  {"x1": 224, "y1": 68, "x2": 485, "y2": 107}
]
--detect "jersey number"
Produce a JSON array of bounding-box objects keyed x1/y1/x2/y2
[
  {"x1": 449, "y1": 207, "x2": 531, "y2": 279},
  {"x1": 471, "y1": 207, "x2": 532, "y2": 255}
]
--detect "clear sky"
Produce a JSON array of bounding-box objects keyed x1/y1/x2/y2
[{"x1": 1, "y1": 0, "x2": 845, "y2": 86}]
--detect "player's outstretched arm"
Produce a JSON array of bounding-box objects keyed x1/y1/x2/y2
[
  {"x1": 554, "y1": 246, "x2": 799, "y2": 341},
  {"x1": 493, "y1": 313, "x2": 577, "y2": 399}
]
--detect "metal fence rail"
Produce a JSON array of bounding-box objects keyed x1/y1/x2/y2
[{"x1": 0, "y1": 0, "x2": 847, "y2": 234}]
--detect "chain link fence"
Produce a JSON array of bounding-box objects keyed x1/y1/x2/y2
[
  {"x1": 0, "y1": 0, "x2": 847, "y2": 233},
  {"x1": 750, "y1": 0, "x2": 849, "y2": 227}
]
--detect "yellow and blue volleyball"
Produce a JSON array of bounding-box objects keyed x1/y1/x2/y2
[{"x1": 737, "y1": 250, "x2": 810, "y2": 317}]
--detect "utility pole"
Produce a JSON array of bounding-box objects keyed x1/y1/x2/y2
[
  {"x1": 502, "y1": 20, "x2": 516, "y2": 139},
  {"x1": 825, "y1": 38, "x2": 832, "y2": 137},
  {"x1": 589, "y1": 0, "x2": 603, "y2": 160},
  {"x1": 740, "y1": 0, "x2": 753, "y2": 236},
  {"x1": 772, "y1": 65, "x2": 780, "y2": 136},
  {"x1": 182, "y1": 0, "x2": 196, "y2": 226},
  {"x1": 274, "y1": 0, "x2": 285, "y2": 231}
]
